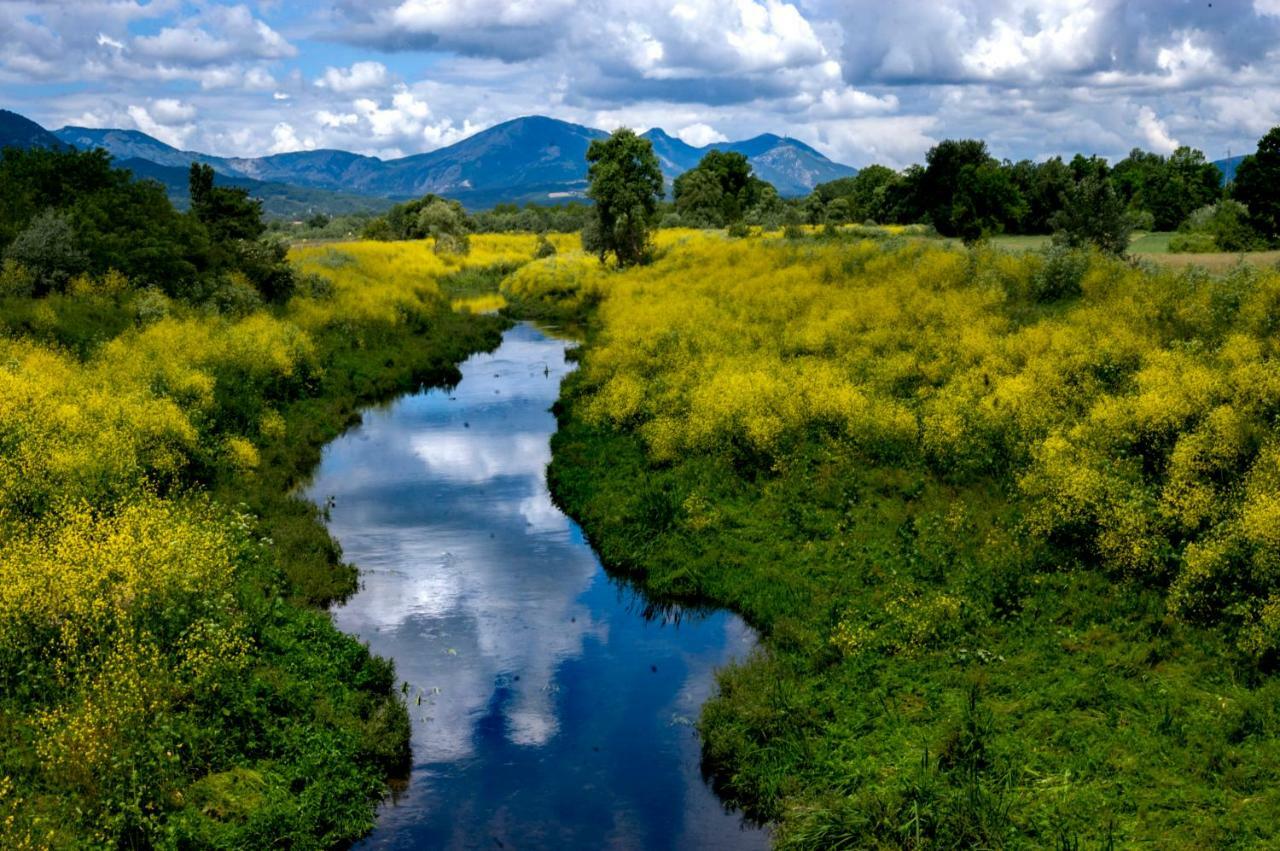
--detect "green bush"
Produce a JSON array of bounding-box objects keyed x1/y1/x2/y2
[{"x1": 1030, "y1": 244, "x2": 1090, "y2": 301}]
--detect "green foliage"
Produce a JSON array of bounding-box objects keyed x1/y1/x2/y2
[
  {"x1": 1231, "y1": 126, "x2": 1280, "y2": 243},
  {"x1": 919, "y1": 139, "x2": 1024, "y2": 239},
  {"x1": 1052, "y1": 174, "x2": 1132, "y2": 255},
  {"x1": 534, "y1": 232, "x2": 557, "y2": 258},
  {"x1": 1112, "y1": 146, "x2": 1224, "y2": 231},
  {"x1": 0, "y1": 236, "x2": 510, "y2": 848},
  {"x1": 949, "y1": 159, "x2": 1026, "y2": 244},
  {"x1": 531, "y1": 234, "x2": 1280, "y2": 848},
  {"x1": 3, "y1": 209, "x2": 87, "y2": 294},
  {"x1": 813, "y1": 164, "x2": 902, "y2": 225},
  {"x1": 673, "y1": 149, "x2": 772, "y2": 228},
  {"x1": 584, "y1": 128, "x2": 664, "y2": 266},
  {"x1": 471, "y1": 201, "x2": 592, "y2": 234},
  {"x1": 189, "y1": 163, "x2": 266, "y2": 243},
  {"x1": 1029, "y1": 244, "x2": 1090, "y2": 301},
  {"x1": 1171, "y1": 200, "x2": 1259, "y2": 253},
  {"x1": 363, "y1": 194, "x2": 475, "y2": 244}
]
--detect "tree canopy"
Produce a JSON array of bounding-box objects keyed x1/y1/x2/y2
[
  {"x1": 672, "y1": 150, "x2": 770, "y2": 228},
  {"x1": 1232, "y1": 127, "x2": 1280, "y2": 242},
  {"x1": 583, "y1": 128, "x2": 663, "y2": 266}
]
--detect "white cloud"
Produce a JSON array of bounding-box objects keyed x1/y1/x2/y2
[
  {"x1": 316, "y1": 60, "x2": 390, "y2": 92},
  {"x1": 149, "y1": 98, "x2": 196, "y2": 124},
  {"x1": 267, "y1": 121, "x2": 315, "y2": 154},
  {"x1": 316, "y1": 110, "x2": 359, "y2": 128},
  {"x1": 675, "y1": 122, "x2": 727, "y2": 146},
  {"x1": 96, "y1": 32, "x2": 125, "y2": 51},
  {"x1": 352, "y1": 89, "x2": 436, "y2": 142},
  {"x1": 126, "y1": 103, "x2": 195, "y2": 147},
  {"x1": 1137, "y1": 105, "x2": 1179, "y2": 154},
  {"x1": 132, "y1": 4, "x2": 295, "y2": 65}
]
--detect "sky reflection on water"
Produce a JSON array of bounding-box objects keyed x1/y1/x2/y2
[{"x1": 305, "y1": 323, "x2": 767, "y2": 850}]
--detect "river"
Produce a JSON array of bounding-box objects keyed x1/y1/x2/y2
[{"x1": 304, "y1": 322, "x2": 768, "y2": 850}]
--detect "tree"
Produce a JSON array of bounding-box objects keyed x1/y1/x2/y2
[
  {"x1": 949, "y1": 160, "x2": 1026, "y2": 243},
  {"x1": 673, "y1": 168, "x2": 725, "y2": 227},
  {"x1": 1112, "y1": 146, "x2": 1222, "y2": 231},
  {"x1": 919, "y1": 139, "x2": 992, "y2": 236},
  {"x1": 1007, "y1": 157, "x2": 1072, "y2": 234},
  {"x1": 673, "y1": 150, "x2": 770, "y2": 228},
  {"x1": 584, "y1": 128, "x2": 663, "y2": 266},
  {"x1": 3, "y1": 209, "x2": 86, "y2": 294},
  {"x1": 1232, "y1": 127, "x2": 1280, "y2": 243},
  {"x1": 1051, "y1": 175, "x2": 1131, "y2": 256},
  {"x1": 188, "y1": 163, "x2": 265, "y2": 243},
  {"x1": 417, "y1": 198, "x2": 471, "y2": 255},
  {"x1": 810, "y1": 165, "x2": 901, "y2": 224}
]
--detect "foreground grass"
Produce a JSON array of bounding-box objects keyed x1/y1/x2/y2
[
  {"x1": 526, "y1": 230, "x2": 1280, "y2": 847},
  {"x1": 0, "y1": 238, "x2": 526, "y2": 847}
]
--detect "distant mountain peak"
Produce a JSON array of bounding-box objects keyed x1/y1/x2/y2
[{"x1": 0, "y1": 109, "x2": 67, "y2": 150}]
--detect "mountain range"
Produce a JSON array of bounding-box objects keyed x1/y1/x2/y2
[
  {"x1": 3, "y1": 108, "x2": 1248, "y2": 216},
  {"x1": 3, "y1": 109, "x2": 855, "y2": 214}
]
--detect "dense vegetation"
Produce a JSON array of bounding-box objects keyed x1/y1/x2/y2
[
  {"x1": 807, "y1": 126, "x2": 1280, "y2": 252},
  {"x1": 0, "y1": 146, "x2": 546, "y2": 847},
  {"x1": 508, "y1": 229, "x2": 1280, "y2": 847}
]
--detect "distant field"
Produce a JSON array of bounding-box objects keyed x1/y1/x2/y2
[{"x1": 983, "y1": 230, "x2": 1278, "y2": 271}]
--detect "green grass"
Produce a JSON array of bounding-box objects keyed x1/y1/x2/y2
[{"x1": 548, "y1": 396, "x2": 1280, "y2": 849}]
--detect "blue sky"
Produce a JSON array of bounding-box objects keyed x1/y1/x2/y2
[{"x1": 3, "y1": 1, "x2": 1280, "y2": 167}]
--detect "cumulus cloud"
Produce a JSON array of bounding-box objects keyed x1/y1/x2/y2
[
  {"x1": 1136, "y1": 106, "x2": 1179, "y2": 154},
  {"x1": 127, "y1": 102, "x2": 196, "y2": 147},
  {"x1": 676, "y1": 122, "x2": 728, "y2": 146},
  {"x1": 133, "y1": 5, "x2": 295, "y2": 65},
  {"x1": 267, "y1": 121, "x2": 315, "y2": 154},
  {"x1": 316, "y1": 61, "x2": 390, "y2": 92}
]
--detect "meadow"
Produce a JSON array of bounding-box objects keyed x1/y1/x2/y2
[
  {"x1": 518, "y1": 229, "x2": 1280, "y2": 847},
  {"x1": 0, "y1": 236, "x2": 561, "y2": 847}
]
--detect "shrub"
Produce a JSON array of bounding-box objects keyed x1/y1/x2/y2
[
  {"x1": 1168, "y1": 232, "x2": 1219, "y2": 253},
  {"x1": 4, "y1": 209, "x2": 87, "y2": 294},
  {"x1": 1030, "y1": 244, "x2": 1090, "y2": 302},
  {"x1": 0, "y1": 258, "x2": 36, "y2": 297}
]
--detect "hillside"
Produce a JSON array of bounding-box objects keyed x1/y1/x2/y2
[
  {"x1": 1214, "y1": 154, "x2": 1246, "y2": 182},
  {"x1": 117, "y1": 157, "x2": 393, "y2": 218},
  {"x1": 0, "y1": 109, "x2": 67, "y2": 150}
]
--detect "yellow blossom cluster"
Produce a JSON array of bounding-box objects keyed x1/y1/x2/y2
[{"x1": 551, "y1": 232, "x2": 1280, "y2": 657}]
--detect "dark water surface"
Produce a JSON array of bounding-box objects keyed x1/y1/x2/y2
[{"x1": 305, "y1": 323, "x2": 767, "y2": 850}]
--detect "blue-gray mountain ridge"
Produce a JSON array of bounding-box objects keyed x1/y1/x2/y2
[{"x1": 6, "y1": 110, "x2": 854, "y2": 209}]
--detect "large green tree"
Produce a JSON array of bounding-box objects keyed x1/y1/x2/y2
[
  {"x1": 1232, "y1": 127, "x2": 1280, "y2": 242},
  {"x1": 1052, "y1": 174, "x2": 1131, "y2": 256},
  {"x1": 673, "y1": 150, "x2": 769, "y2": 227},
  {"x1": 584, "y1": 128, "x2": 663, "y2": 266}
]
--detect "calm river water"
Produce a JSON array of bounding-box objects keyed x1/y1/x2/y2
[{"x1": 304, "y1": 322, "x2": 768, "y2": 850}]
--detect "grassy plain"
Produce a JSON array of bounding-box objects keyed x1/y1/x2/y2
[{"x1": 510, "y1": 229, "x2": 1280, "y2": 848}]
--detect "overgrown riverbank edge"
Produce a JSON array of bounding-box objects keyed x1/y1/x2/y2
[
  {"x1": 526, "y1": 231, "x2": 1280, "y2": 849},
  {"x1": 1, "y1": 254, "x2": 509, "y2": 847}
]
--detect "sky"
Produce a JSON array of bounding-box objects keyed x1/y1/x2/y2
[{"x1": 3, "y1": 0, "x2": 1280, "y2": 168}]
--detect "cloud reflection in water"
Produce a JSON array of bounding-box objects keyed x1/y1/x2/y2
[{"x1": 305, "y1": 323, "x2": 766, "y2": 850}]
